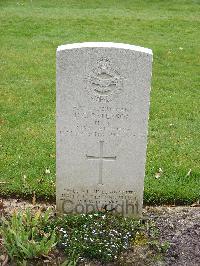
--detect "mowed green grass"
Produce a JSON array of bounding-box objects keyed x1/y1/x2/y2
[{"x1": 0, "y1": 0, "x2": 199, "y2": 204}]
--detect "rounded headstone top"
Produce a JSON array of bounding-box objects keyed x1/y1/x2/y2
[{"x1": 57, "y1": 42, "x2": 152, "y2": 55}]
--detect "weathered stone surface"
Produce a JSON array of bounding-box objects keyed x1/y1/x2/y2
[{"x1": 56, "y1": 42, "x2": 153, "y2": 216}]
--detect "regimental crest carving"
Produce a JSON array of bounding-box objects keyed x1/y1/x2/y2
[{"x1": 86, "y1": 58, "x2": 123, "y2": 102}]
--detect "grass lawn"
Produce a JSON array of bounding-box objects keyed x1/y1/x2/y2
[{"x1": 0, "y1": 0, "x2": 199, "y2": 204}]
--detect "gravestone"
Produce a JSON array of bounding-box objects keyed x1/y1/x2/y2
[{"x1": 56, "y1": 42, "x2": 153, "y2": 216}]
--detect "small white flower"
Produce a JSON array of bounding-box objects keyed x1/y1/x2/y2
[
  {"x1": 45, "y1": 168, "x2": 50, "y2": 174},
  {"x1": 155, "y1": 168, "x2": 163, "y2": 179}
]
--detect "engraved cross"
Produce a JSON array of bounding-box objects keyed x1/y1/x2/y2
[{"x1": 86, "y1": 141, "x2": 116, "y2": 184}]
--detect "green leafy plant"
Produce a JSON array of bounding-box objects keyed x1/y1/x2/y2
[
  {"x1": 0, "y1": 208, "x2": 56, "y2": 260},
  {"x1": 60, "y1": 254, "x2": 79, "y2": 266},
  {"x1": 53, "y1": 212, "x2": 140, "y2": 263}
]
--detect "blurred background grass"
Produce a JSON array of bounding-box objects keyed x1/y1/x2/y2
[{"x1": 0, "y1": 0, "x2": 199, "y2": 204}]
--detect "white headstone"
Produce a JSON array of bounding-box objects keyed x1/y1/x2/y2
[{"x1": 56, "y1": 42, "x2": 153, "y2": 216}]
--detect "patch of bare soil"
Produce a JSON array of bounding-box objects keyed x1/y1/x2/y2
[
  {"x1": 0, "y1": 198, "x2": 200, "y2": 265},
  {"x1": 145, "y1": 206, "x2": 200, "y2": 266}
]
